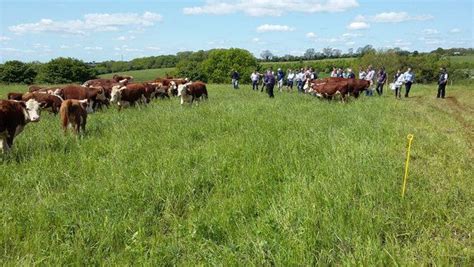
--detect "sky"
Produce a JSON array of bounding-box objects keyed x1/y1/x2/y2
[{"x1": 0, "y1": 0, "x2": 472, "y2": 63}]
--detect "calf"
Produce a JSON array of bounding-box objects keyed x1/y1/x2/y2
[
  {"x1": 60, "y1": 99, "x2": 88, "y2": 135},
  {"x1": 0, "y1": 99, "x2": 42, "y2": 153},
  {"x1": 22, "y1": 92, "x2": 63, "y2": 115},
  {"x1": 110, "y1": 84, "x2": 148, "y2": 111},
  {"x1": 7, "y1": 92, "x2": 24, "y2": 101},
  {"x1": 179, "y1": 81, "x2": 208, "y2": 105}
]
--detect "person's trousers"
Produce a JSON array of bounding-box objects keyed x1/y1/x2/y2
[
  {"x1": 297, "y1": 81, "x2": 304, "y2": 93},
  {"x1": 437, "y1": 84, "x2": 446, "y2": 98},
  {"x1": 395, "y1": 87, "x2": 401, "y2": 98},
  {"x1": 287, "y1": 81, "x2": 293, "y2": 89},
  {"x1": 252, "y1": 81, "x2": 258, "y2": 90},
  {"x1": 405, "y1": 82, "x2": 412, "y2": 97},
  {"x1": 376, "y1": 82, "x2": 384, "y2": 95},
  {"x1": 232, "y1": 79, "x2": 239, "y2": 89},
  {"x1": 267, "y1": 84, "x2": 275, "y2": 98}
]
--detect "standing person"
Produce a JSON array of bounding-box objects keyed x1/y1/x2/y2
[
  {"x1": 393, "y1": 69, "x2": 403, "y2": 99},
  {"x1": 286, "y1": 69, "x2": 295, "y2": 91},
  {"x1": 296, "y1": 68, "x2": 305, "y2": 93},
  {"x1": 437, "y1": 67, "x2": 448, "y2": 99},
  {"x1": 347, "y1": 68, "x2": 355, "y2": 79},
  {"x1": 231, "y1": 70, "x2": 240, "y2": 89},
  {"x1": 264, "y1": 69, "x2": 276, "y2": 98},
  {"x1": 403, "y1": 67, "x2": 415, "y2": 97},
  {"x1": 330, "y1": 67, "x2": 337, "y2": 77},
  {"x1": 336, "y1": 68, "x2": 343, "y2": 78},
  {"x1": 359, "y1": 67, "x2": 366, "y2": 80},
  {"x1": 310, "y1": 67, "x2": 317, "y2": 80},
  {"x1": 250, "y1": 70, "x2": 260, "y2": 91},
  {"x1": 375, "y1": 67, "x2": 387, "y2": 96},
  {"x1": 277, "y1": 68, "x2": 285, "y2": 92},
  {"x1": 365, "y1": 65, "x2": 375, "y2": 96}
]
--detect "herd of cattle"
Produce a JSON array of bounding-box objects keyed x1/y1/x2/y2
[
  {"x1": 0, "y1": 75, "x2": 208, "y2": 153},
  {"x1": 1, "y1": 73, "x2": 368, "y2": 154}
]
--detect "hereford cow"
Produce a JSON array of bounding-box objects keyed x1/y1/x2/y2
[
  {"x1": 28, "y1": 85, "x2": 60, "y2": 94},
  {"x1": 22, "y1": 92, "x2": 63, "y2": 115},
  {"x1": 110, "y1": 84, "x2": 149, "y2": 111},
  {"x1": 60, "y1": 99, "x2": 88, "y2": 135},
  {"x1": 178, "y1": 81, "x2": 208, "y2": 105},
  {"x1": 54, "y1": 85, "x2": 106, "y2": 113},
  {"x1": 112, "y1": 74, "x2": 134, "y2": 83},
  {"x1": 0, "y1": 99, "x2": 42, "y2": 153},
  {"x1": 311, "y1": 80, "x2": 350, "y2": 102},
  {"x1": 7, "y1": 92, "x2": 23, "y2": 100}
]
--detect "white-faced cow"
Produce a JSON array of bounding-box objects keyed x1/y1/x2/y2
[
  {"x1": 54, "y1": 85, "x2": 106, "y2": 113},
  {"x1": 22, "y1": 92, "x2": 63, "y2": 115},
  {"x1": 110, "y1": 84, "x2": 149, "y2": 111},
  {"x1": 178, "y1": 81, "x2": 208, "y2": 105},
  {"x1": 0, "y1": 99, "x2": 42, "y2": 153}
]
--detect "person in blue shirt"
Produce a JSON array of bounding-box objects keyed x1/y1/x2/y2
[
  {"x1": 403, "y1": 67, "x2": 415, "y2": 97},
  {"x1": 264, "y1": 69, "x2": 276, "y2": 98},
  {"x1": 276, "y1": 68, "x2": 285, "y2": 92},
  {"x1": 231, "y1": 70, "x2": 240, "y2": 89}
]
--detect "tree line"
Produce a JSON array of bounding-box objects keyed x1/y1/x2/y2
[{"x1": 0, "y1": 47, "x2": 472, "y2": 85}]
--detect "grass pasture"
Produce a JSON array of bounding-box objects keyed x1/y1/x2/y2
[{"x1": 0, "y1": 83, "x2": 473, "y2": 265}]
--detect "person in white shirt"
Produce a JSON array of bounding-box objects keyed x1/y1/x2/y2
[
  {"x1": 359, "y1": 68, "x2": 367, "y2": 80},
  {"x1": 393, "y1": 69, "x2": 404, "y2": 99},
  {"x1": 364, "y1": 65, "x2": 376, "y2": 96},
  {"x1": 286, "y1": 69, "x2": 295, "y2": 91},
  {"x1": 330, "y1": 67, "x2": 337, "y2": 78},
  {"x1": 250, "y1": 70, "x2": 260, "y2": 91},
  {"x1": 296, "y1": 69, "x2": 305, "y2": 93},
  {"x1": 403, "y1": 67, "x2": 415, "y2": 97}
]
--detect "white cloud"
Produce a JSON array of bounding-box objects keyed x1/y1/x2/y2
[
  {"x1": 393, "y1": 39, "x2": 411, "y2": 47},
  {"x1": 372, "y1": 12, "x2": 433, "y2": 23},
  {"x1": 117, "y1": 35, "x2": 136, "y2": 41},
  {"x1": 450, "y1": 28, "x2": 461, "y2": 33},
  {"x1": 347, "y1": 21, "x2": 370, "y2": 30},
  {"x1": 257, "y1": 24, "x2": 295, "y2": 32},
  {"x1": 0, "y1": 36, "x2": 11, "y2": 41},
  {"x1": 84, "y1": 46, "x2": 103, "y2": 51},
  {"x1": 9, "y1": 12, "x2": 162, "y2": 35},
  {"x1": 423, "y1": 28, "x2": 439, "y2": 35},
  {"x1": 252, "y1": 37, "x2": 260, "y2": 42},
  {"x1": 146, "y1": 46, "x2": 161, "y2": 50},
  {"x1": 183, "y1": 0, "x2": 359, "y2": 16},
  {"x1": 342, "y1": 32, "x2": 362, "y2": 38},
  {"x1": 59, "y1": 45, "x2": 70, "y2": 49},
  {"x1": 306, "y1": 32, "x2": 317, "y2": 38}
]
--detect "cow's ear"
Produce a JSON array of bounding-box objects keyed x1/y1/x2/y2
[{"x1": 19, "y1": 101, "x2": 26, "y2": 108}]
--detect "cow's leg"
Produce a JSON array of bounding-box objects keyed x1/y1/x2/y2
[
  {"x1": 6, "y1": 128, "x2": 16, "y2": 151},
  {"x1": 81, "y1": 116, "x2": 87, "y2": 134},
  {"x1": 1, "y1": 137, "x2": 10, "y2": 153},
  {"x1": 86, "y1": 100, "x2": 94, "y2": 113}
]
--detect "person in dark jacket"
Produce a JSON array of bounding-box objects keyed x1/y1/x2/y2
[
  {"x1": 231, "y1": 70, "x2": 240, "y2": 89},
  {"x1": 437, "y1": 67, "x2": 448, "y2": 99},
  {"x1": 264, "y1": 69, "x2": 276, "y2": 98},
  {"x1": 375, "y1": 67, "x2": 387, "y2": 96}
]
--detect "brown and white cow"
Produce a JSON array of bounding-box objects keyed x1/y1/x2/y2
[
  {"x1": 54, "y1": 85, "x2": 106, "y2": 113},
  {"x1": 28, "y1": 85, "x2": 61, "y2": 94},
  {"x1": 22, "y1": 92, "x2": 63, "y2": 115},
  {"x1": 7, "y1": 92, "x2": 24, "y2": 101},
  {"x1": 60, "y1": 99, "x2": 88, "y2": 135},
  {"x1": 178, "y1": 81, "x2": 208, "y2": 105},
  {"x1": 110, "y1": 84, "x2": 149, "y2": 111},
  {"x1": 0, "y1": 99, "x2": 42, "y2": 153}
]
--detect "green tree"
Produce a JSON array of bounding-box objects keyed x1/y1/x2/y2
[
  {"x1": 200, "y1": 48, "x2": 259, "y2": 84},
  {"x1": 39, "y1": 57, "x2": 96, "y2": 83},
  {"x1": 0, "y1": 60, "x2": 37, "y2": 84}
]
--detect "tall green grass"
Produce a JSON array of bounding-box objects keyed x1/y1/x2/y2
[{"x1": 0, "y1": 84, "x2": 472, "y2": 265}]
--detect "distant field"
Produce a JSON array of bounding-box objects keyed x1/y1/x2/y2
[
  {"x1": 1, "y1": 83, "x2": 472, "y2": 265},
  {"x1": 99, "y1": 68, "x2": 176, "y2": 82},
  {"x1": 450, "y1": 55, "x2": 474, "y2": 64}
]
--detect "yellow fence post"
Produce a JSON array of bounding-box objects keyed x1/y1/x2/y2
[{"x1": 402, "y1": 134, "x2": 414, "y2": 198}]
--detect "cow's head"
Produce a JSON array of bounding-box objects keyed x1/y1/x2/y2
[
  {"x1": 92, "y1": 86, "x2": 107, "y2": 101},
  {"x1": 22, "y1": 99, "x2": 42, "y2": 122},
  {"x1": 110, "y1": 85, "x2": 126, "y2": 103}
]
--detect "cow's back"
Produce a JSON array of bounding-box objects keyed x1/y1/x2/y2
[{"x1": 0, "y1": 100, "x2": 25, "y2": 132}]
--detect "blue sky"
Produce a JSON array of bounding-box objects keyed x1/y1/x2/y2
[{"x1": 0, "y1": 0, "x2": 472, "y2": 62}]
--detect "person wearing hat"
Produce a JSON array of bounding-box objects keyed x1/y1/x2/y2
[{"x1": 437, "y1": 67, "x2": 448, "y2": 99}]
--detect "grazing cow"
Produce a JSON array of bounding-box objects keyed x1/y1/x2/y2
[
  {"x1": 60, "y1": 99, "x2": 88, "y2": 135},
  {"x1": 0, "y1": 99, "x2": 42, "y2": 153},
  {"x1": 110, "y1": 84, "x2": 148, "y2": 111},
  {"x1": 7, "y1": 92, "x2": 24, "y2": 101},
  {"x1": 54, "y1": 85, "x2": 106, "y2": 113},
  {"x1": 28, "y1": 85, "x2": 60, "y2": 94},
  {"x1": 179, "y1": 81, "x2": 208, "y2": 105},
  {"x1": 22, "y1": 92, "x2": 63, "y2": 115}
]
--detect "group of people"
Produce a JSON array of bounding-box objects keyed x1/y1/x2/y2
[{"x1": 231, "y1": 66, "x2": 449, "y2": 99}]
